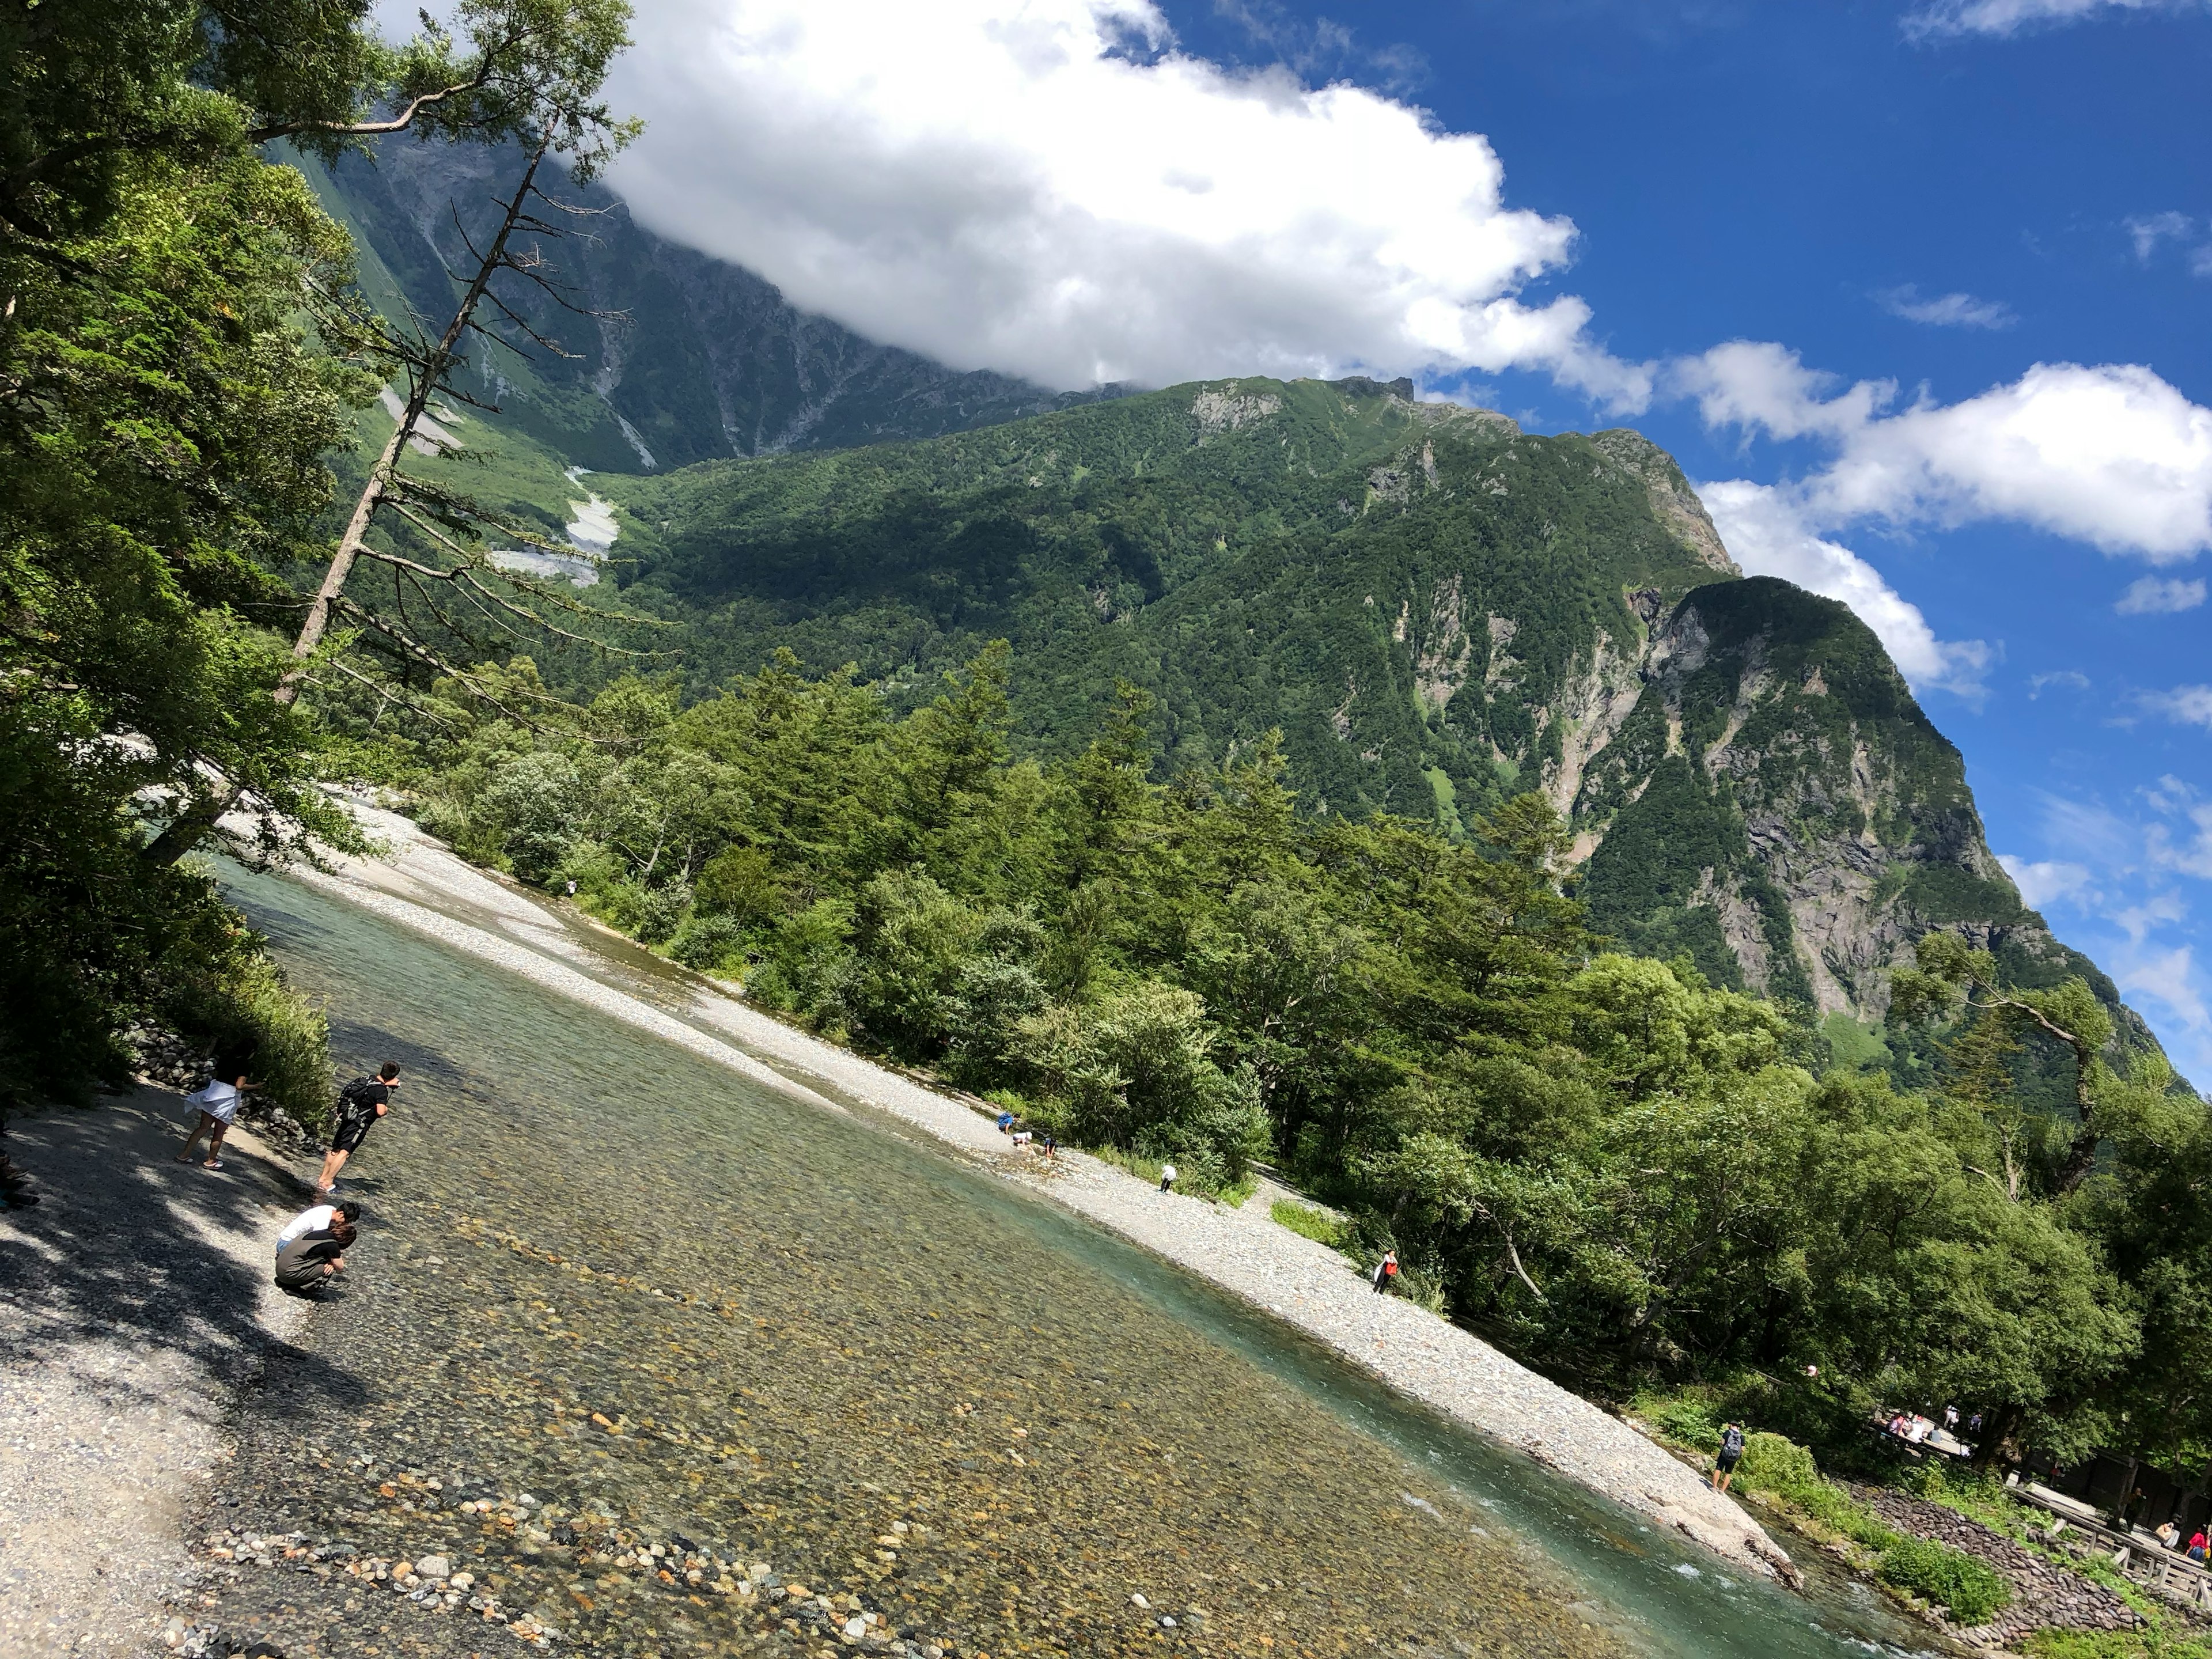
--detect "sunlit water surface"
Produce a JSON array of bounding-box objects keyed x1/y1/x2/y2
[{"x1": 195, "y1": 865, "x2": 1942, "y2": 1659}]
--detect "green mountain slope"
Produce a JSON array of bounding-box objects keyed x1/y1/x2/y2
[{"x1": 596, "y1": 374, "x2": 2152, "y2": 1052}]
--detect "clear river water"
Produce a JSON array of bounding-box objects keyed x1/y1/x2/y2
[{"x1": 195, "y1": 863, "x2": 1946, "y2": 1659}]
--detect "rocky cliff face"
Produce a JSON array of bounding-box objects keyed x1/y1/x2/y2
[{"x1": 1562, "y1": 576, "x2": 2057, "y2": 1021}]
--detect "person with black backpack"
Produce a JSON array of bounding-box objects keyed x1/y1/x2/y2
[
  {"x1": 315, "y1": 1063, "x2": 400, "y2": 1196},
  {"x1": 1713, "y1": 1421, "x2": 1747, "y2": 1493}
]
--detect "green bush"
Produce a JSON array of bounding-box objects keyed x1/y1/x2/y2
[
  {"x1": 668, "y1": 912, "x2": 749, "y2": 974},
  {"x1": 1876, "y1": 1536, "x2": 2010, "y2": 1624},
  {"x1": 1271, "y1": 1198, "x2": 1348, "y2": 1249},
  {"x1": 159, "y1": 944, "x2": 332, "y2": 1130},
  {"x1": 1737, "y1": 1431, "x2": 1820, "y2": 1496},
  {"x1": 1634, "y1": 1390, "x2": 1722, "y2": 1453}
]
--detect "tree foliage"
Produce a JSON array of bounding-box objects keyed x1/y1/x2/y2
[{"x1": 391, "y1": 643, "x2": 2207, "y2": 1472}]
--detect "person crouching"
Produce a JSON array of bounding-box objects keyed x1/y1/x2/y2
[{"x1": 275, "y1": 1213, "x2": 356, "y2": 1296}]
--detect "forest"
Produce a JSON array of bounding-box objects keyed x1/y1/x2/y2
[{"x1": 396, "y1": 642, "x2": 2212, "y2": 1474}]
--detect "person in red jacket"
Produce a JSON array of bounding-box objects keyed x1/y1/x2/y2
[{"x1": 1372, "y1": 1249, "x2": 1399, "y2": 1294}]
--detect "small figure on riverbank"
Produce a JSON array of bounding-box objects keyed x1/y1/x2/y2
[
  {"x1": 1713, "y1": 1422, "x2": 1745, "y2": 1493},
  {"x1": 275, "y1": 1213, "x2": 356, "y2": 1296},
  {"x1": 2188, "y1": 1528, "x2": 2207, "y2": 1563},
  {"x1": 1159, "y1": 1162, "x2": 1177, "y2": 1194},
  {"x1": 316, "y1": 1064, "x2": 399, "y2": 1195},
  {"x1": 2157, "y1": 1520, "x2": 2181, "y2": 1551},
  {"x1": 176, "y1": 1039, "x2": 259, "y2": 1171},
  {"x1": 1372, "y1": 1250, "x2": 1399, "y2": 1294},
  {"x1": 278, "y1": 1198, "x2": 361, "y2": 1255}
]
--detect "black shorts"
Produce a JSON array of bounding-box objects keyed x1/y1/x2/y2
[
  {"x1": 331, "y1": 1112, "x2": 376, "y2": 1154},
  {"x1": 1717, "y1": 1450, "x2": 1742, "y2": 1473}
]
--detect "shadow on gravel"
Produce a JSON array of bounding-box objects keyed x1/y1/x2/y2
[{"x1": 0, "y1": 1089, "x2": 359, "y2": 1414}]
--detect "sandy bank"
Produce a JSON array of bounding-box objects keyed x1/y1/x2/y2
[
  {"x1": 293, "y1": 801, "x2": 1794, "y2": 1580},
  {"x1": 0, "y1": 1090, "x2": 316, "y2": 1657}
]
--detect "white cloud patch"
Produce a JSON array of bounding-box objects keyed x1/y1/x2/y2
[
  {"x1": 2143, "y1": 685, "x2": 2212, "y2": 728},
  {"x1": 1905, "y1": 0, "x2": 2202, "y2": 39},
  {"x1": 599, "y1": 0, "x2": 1651, "y2": 403},
  {"x1": 2116, "y1": 944, "x2": 2211, "y2": 1036},
  {"x1": 1680, "y1": 343, "x2": 2212, "y2": 560},
  {"x1": 2116, "y1": 575, "x2": 2207, "y2": 614},
  {"x1": 1877, "y1": 285, "x2": 2017, "y2": 329},
  {"x1": 1998, "y1": 853, "x2": 2094, "y2": 910},
  {"x1": 1695, "y1": 479, "x2": 1993, "y2": 699},
  {"x1": 2029, "y1": 669, "x2": 2092, "y2": 696},
  {"x1": 2017, "y1": 785, "x2": 2212, "y2": 1084},
  {"x1": 2128, "y1": 211, "x2": 2195, "y2": 261}
]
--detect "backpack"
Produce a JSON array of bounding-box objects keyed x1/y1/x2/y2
[{"x1": 337, "y1": 1076, "x2": 383, "y2": 1118}]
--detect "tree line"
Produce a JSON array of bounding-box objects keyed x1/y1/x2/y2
[
  {"x1": 399, "y1": 643, "x2": 2212, "y2": 1475},
  {"x1": 1, "y1": 0, "x2": 636, "y2": 1117}
]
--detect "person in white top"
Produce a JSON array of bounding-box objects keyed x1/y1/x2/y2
[
  {"x1": 1158, "y1": 1163, "x2": 1178, "y2": 1193},
  {"x1": 277, "y1": 1199, "x2": 360, "y2": 1253}
]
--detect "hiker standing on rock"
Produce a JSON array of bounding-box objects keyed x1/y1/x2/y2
[
  {"x1": 315, "y1": 1064, "x2": 399, "y2": 1196},
  {"x1": 1372, "y1": 1249, "x2": 1399, "y2": 1294},
  {"x1": 1713, "y1": 1422, "x2": 1746, "y2": 1493},
  {"x1": 176, "y1": 1037, "x2": 259, "y2": 1171}
]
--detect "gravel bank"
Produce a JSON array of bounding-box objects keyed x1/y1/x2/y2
[
  {"x1": 0, "y1": 1090, "x2": 316, "y2": 1657},
  {"x1": 293, "y1": 803, "x2": 1794, "y2": 1580}
]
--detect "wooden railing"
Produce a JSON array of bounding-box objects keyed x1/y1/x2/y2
[{"x1": 2031, "y1": 1513, "x2": 2212, "y2": 1611}]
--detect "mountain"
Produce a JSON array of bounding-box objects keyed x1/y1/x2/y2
[
  {"x1": 294, "y1": 143, "x2": 2156, "y2": 1067},
  {"x1": 300, "y1": 138, "x2": 1121, "y2": 474},
  {"x1": 594, "y1": 375, "x2": 2153, "y2": 1062}
]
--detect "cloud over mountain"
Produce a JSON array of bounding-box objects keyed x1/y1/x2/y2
[{"x1": 600, "y1": 0, "x2": 1649, "y2": 404}]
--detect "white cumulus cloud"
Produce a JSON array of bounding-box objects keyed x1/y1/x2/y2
[
  {"x1": 1905, "y1": 0, "x2": 2202, "y2": 39},
  {"x1": 598, "y1": 0, "x2": 1650, "y2": 403},
  {"x1": 1998, "y1": 854, "x2": 2094, "y2": 910},
  {"x1": 1680, "y1": 345, "x2": 2212, "y2": 561},
  {"x1": 1695, "y1": 479, "x2": 1993, "y2": 700},
  {"x1": 2117, "y1": 575, "x2": 2207, "y2": 613}
]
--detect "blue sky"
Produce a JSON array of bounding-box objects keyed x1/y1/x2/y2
[{"x1": 514, "y1": 0, "x2": 2212, "y2": 1077}]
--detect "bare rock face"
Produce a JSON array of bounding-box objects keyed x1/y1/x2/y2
[{"x1": 1559, "y1": 578, "x2": 2146, "y2": 1050}]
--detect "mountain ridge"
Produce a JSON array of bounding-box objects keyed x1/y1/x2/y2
[
  {"x1": 594, "y1": 373, "x2": 2160, "y2": 1070},
  {"x1": 298, "y1": 146, "x2": 2165, "y2": 1074}
]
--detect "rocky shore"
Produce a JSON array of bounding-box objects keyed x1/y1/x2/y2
[
  {"x1": 168, "y1": 1513, "x2": 950, "y2": 1657},
  {"x1": 1846, "y1": 1484, "x2": 2146, "y2": 1650},
  {"x1": 0, "y1": 1088, "x2": 315, "y2": 1658},
  {"x1": 291, "y1": 801, "x2": 1794, "y2": 1582}
]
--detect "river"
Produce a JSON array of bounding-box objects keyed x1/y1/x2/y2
[{"x1": 194, "y1": 862, "x2": 1944, "y2": 1658}]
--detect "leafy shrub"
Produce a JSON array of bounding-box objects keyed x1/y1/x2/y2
[
  {"x1": 668, "y1": 912, "x2": 748, "y2": 974},
  {"x1": 597, "y1": 878, "x2": 690, "y2": 945},
  {"x1": 1634, "y1": 1390, "x2": 1722, "y2": 1454},
  {"x1": 1019, "y1": 979, "x2": 1271, "y2": 1192},
  {"x1": 745, "y1": 898, "x2": 854, "y2": 1020},
  {"x1": 693, "y1": 845, "x2": 783, "y2": 927},
  {"x1": 1272, "y1": 1198, "x2": 1348, "y2": 1249},
  {"x1": 1876, "y1": 1536, "x2": 2010, "y2": 1624},
  {"x1": 1726, "y1": 1431, "x2": 1899, "y2": 1550},
  {"x1": 477, "y1": 751, "x2": 581, "y2": 883},
  {"x1": 159, "y1": 944, "x2": 332, "y2": 1130},
  {"x1": 1737, "y1": 1431, "x2": 1820, "y2": 1496}
]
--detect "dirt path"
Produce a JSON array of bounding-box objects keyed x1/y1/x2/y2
[{"x1": 0, "y1": 1090, "x2": 323, "y2": 1657}]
